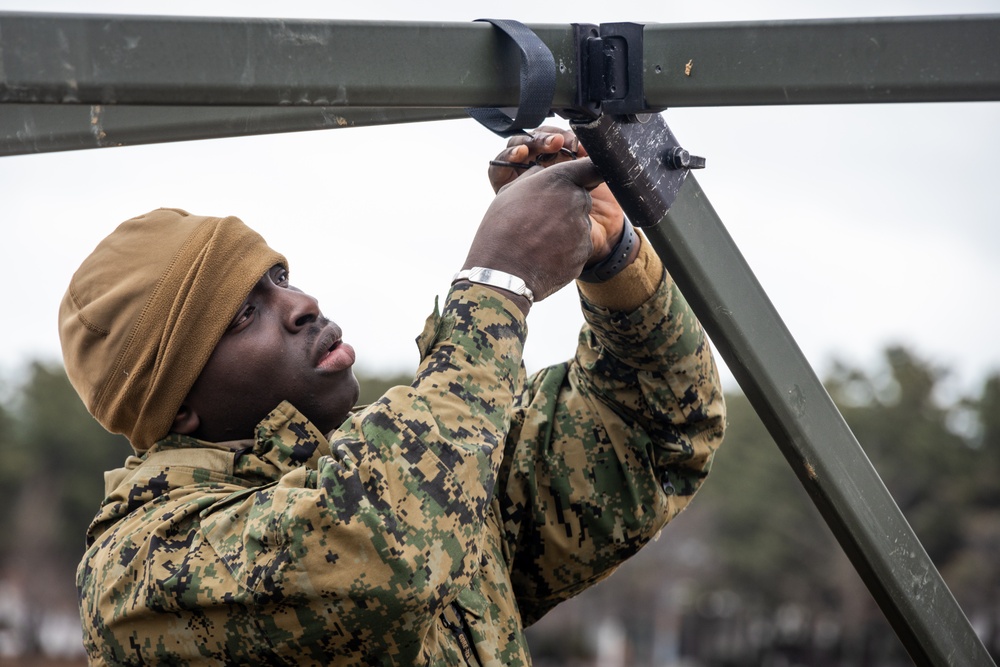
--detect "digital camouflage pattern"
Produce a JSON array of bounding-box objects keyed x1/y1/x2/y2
[{"x1": 78, "y1": 276, "x2": 725, "y2": 666}]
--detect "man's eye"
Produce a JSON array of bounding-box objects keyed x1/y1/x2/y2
[
  {"x1": 230, "y1": 305, "x2": 255, "y2": 330},
  {"x1": 274, "y1": 268, "x2": 290, "y2": 286}
]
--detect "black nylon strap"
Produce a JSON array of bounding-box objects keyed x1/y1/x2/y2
[
  {"x1": 466, "y1": 18, "x2": 556, "y2": 138},
  {"x1": 578, "y1": 217, "x2": 638, "y2": 283}
]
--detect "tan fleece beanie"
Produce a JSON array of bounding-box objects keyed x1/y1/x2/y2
[{"x1": 59, "y1": 208, "x2": 286, "y2": 452}]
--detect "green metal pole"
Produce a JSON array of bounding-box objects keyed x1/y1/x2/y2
[
  {"x1": 2, "y1": 13, "x2": 999, "y2": 110},
  {"x1": 641, "y1": 15, "x2": 1000, "y2": 107},
  {"x1": 0, "y1": 12, "x2": 581, "y2": 108},
  {"x1": 650, "y1": 178, "x2": 991, "y2": 666},
  {"x1": 3, "y1": 13, "x2": 1000, "y2": 156}
]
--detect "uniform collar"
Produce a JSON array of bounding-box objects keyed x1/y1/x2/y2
[{"x1": 104, "y1": 401, "x2": 332, "y2": 495}]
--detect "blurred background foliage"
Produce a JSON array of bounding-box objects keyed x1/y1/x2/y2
[{"x1": 0, "y1": 347, "x2": 997, "y2": 665}]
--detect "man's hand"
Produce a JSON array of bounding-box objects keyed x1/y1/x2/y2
[
  {"x1": 488, "y1": 127, "x2": 628, "y2": 267},
  {"x1": 464, "y1": 158, "x2": 604, "y2": 308}
]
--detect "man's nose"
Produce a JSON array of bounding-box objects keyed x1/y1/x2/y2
[{"x1": 282, "y1": 287, "x2": 320, "y2": 331}]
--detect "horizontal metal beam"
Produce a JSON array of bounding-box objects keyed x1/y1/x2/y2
[
  {"x1": 2, "y1": 12, "x2": 999, "y2": 112},
  {"x1": 0, "y1": 105, "x2": 469, "y2": 156},
  {"x1": 642, "y1": 15, "x2": 1000, "y2": 106},
  {"x1": 3, "y1": 13, "x2": 999, "y2": 155},
  {"x1": 0, "y1": 13, "x2": 581, "y2": 109}
]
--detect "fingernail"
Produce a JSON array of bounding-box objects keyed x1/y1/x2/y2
[{"x1": 543, "y1": 136, "x2": 555, "y2": 146}]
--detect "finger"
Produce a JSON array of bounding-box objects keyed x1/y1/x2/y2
[
  {"x1": 489, "y1": 145, "x2": 533, "y2": 173},
  {"x1": 556, "y1": 131, "x2": 581, "y2": 157},
  {"x1": 488, "y1": 145, "x2": 534, "y2": 192},
  {"x1": 496, "y1": 163, "x2": 545, "y2": 193},
  {"x1": 535, "y1": 146, "x2": 577, "y2": 164},
  {"x1": 533, "y1": 127, "x2": 581, "y2": 150},
  {"x1": 545, "y1": 157, "x2": 604, "y2": 191},
  {"x1": 534, "y1": 132, "x2": 580, "y2": 159},
  {"x1": 534, "y1": 124, "x2": 571, "y2": 136},
  {"x1": 506, "y1": 132, "x2": 557, "y2": 150},
  {"x1": 490, "y1": 131, "x2": 579, "y2": 194},
  {"x1": 533, "y1": 131, "x2": 582, "y2": 164},
  {"x1": 491, "y1": 143, "x2": 528, "y2": 162},
  {"x1": 490, "y1": 136, "x2": 569, "y2": 192},
  {"x1": 507, "y1": 131, "x2": 566, "y2": 159}
]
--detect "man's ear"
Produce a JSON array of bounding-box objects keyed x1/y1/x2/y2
[{"x1": 172, "y1": 405, "x2": 201, "y2": 435}]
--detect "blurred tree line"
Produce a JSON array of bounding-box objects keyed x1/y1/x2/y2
[{"x1": 0, "y1": 347, "x2": 997, "y2": 664}]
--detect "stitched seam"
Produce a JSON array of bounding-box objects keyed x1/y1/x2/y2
[{"x1": 70, "y1": 286, "x2": 110, "y2": 336}]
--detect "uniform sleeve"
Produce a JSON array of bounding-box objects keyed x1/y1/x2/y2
[
  {"x1": 203, "y1": 283, "x2": 527, "y2": 662},
  {"x1": 497, "y1": 240, "x2": 726, "y2": 625}
]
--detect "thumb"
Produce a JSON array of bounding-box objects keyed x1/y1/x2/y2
[{"x1": 546, "y1": 157, "x2": 605, "y2": 191}]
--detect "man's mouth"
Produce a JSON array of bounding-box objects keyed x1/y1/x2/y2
[{"x1": 317, "y1": 338, "x2": 356, "y2": 373}]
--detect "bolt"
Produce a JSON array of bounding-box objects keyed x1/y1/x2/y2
[
  {"x1": 666, "y1": 146, "x2": 690, "y2": 168},
  {"x1": 664, "y1": 145, "x2": 706, "y2": 170},
  {"x1": 623, "y1": 113, "x2": 653, "y2": 124}
]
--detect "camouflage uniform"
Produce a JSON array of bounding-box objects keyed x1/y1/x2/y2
[{"x1": 78, "y1": 271, "x2": 725, "y2": 665}]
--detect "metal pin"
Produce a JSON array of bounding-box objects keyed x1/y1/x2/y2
[
  {"x1": 489, "y1": 159, "x2": 534, "y2": 170},
  {"x1": 491, "y1": 133, "x2": 581, "y2": 170}
]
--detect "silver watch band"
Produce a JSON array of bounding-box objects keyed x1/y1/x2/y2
[{"x1": 452, "y1": 267, "x2": 534, "y2": 303}]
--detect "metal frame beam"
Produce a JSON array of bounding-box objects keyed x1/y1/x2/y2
[
  {"x1": 1, "y1": 13, "x2": 998, "y2": 110},
  {"x1": 3, "y1": 13, "x2": 1000, "y2": 156},
  {"x1": 0, "y1": 13, "x2": 579, "y2": 108},
  {"x1": 651, "y1": 176, "x2": 984, "y2": 664},
  {"x1": 642, "y1": 15, "x2": 1000, "y2": 106},
  {"x1": 650, "y1": 177, "x2": 990, "y2": 664}
]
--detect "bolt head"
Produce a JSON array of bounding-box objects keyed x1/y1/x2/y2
[{"x1": 666, "y1": 146, "x2": 690, "y2": 168}]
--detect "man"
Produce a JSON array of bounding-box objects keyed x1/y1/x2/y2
[{"x1": 62, "y1": 129, "x2": 725, "y2": 666}]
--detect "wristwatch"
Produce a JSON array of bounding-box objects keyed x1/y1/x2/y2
[{"x1": 452, "y1": 267, "x2": 535, "y2": 303}]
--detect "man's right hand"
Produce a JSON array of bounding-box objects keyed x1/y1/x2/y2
[
  {"x1": 488, "y1": 129, "x2": 631, "y2": 278},
  {"x1": 462, "y1": 158, "x2": 604, "y2": 309}
]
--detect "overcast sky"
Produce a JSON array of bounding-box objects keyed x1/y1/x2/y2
[{"x1": 2, "y1": 0, "x2": 998, "y2": 400}]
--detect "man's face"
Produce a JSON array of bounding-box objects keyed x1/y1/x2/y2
[{"x1": 181, "y1": 264, "x2": 360, "y2": 442}]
